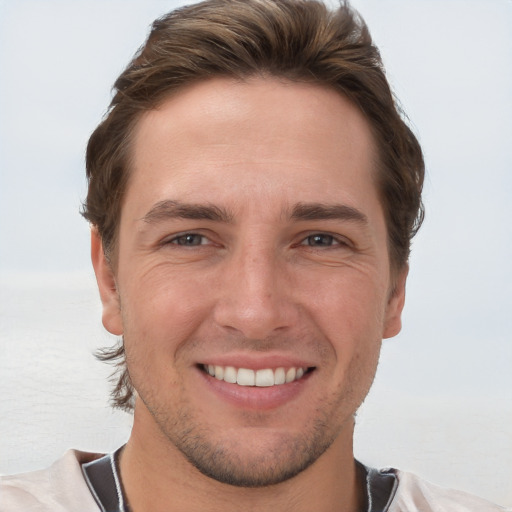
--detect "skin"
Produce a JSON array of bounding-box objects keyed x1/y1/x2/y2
[{"x1": 92, "y1": 77, "x2": 407, "y2": 512}]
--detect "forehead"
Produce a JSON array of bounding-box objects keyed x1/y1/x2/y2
[{"x1": 125, "y1": 77, "x2": 380, "y2": 217}]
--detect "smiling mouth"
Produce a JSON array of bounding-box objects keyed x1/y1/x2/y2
[{"x1": 200, "y1": 364, "x2": 314, "y2": 387}]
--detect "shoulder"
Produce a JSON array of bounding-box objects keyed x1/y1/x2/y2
[
  {"x1": 0, "y1": 450, "x2": 102, "y2": 512},
  {"x1": 387, "y1": 468, "x2": 511, "y2": 512}
]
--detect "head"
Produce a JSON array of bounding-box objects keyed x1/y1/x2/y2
[{"x1": 83, "y1": 0, "x2": 424, "y2": 414}]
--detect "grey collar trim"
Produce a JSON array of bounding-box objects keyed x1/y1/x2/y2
[{"x1": 82, "y1": 449, "x2": 398, "y2": 512}]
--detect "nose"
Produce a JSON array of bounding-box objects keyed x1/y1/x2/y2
[{"x1": 213, "y1": 244, "x2": 299, "y2": 340}]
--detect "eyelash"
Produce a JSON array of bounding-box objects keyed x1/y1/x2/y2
[
  {"x1": 163, "y1": 232, "x2": 350, "y2": 249},
  {"x1": 166, "y1": 233, "x2": 209, "y2": 247},
  {"x1": 299, "y1": 233, "x2": 347, "y2": 248}
]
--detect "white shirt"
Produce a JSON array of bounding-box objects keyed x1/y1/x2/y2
[{"x1": 1, "y1": 450, "x2": 509, "y2": 512}]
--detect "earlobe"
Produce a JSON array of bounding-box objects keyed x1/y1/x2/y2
[
  {"x1": 90, "y1": 229, "x2": 123, "y2": 335},
  {"x1": 383, "y1": 265, "x2": 408, "y2": 339}
]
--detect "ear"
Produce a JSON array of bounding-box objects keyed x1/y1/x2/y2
[
  {"x1": 91, "y1": 228, "x2": 123, "y2": 335},
  {"x1": 382, "y1": 264, "x2": 408, "y2": 339}
]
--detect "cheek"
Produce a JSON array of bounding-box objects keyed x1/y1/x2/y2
[
  {"x1": 119, "y1": 269, "x2": 213, "y2": 359},
  {"x1": 342, "y1": 337, "x2": 382, "y2": 407},
  {"x1": 301, "y1": 271, "x2": 389, "y2": 393},
  {"x1": 300, "y1": 270, "x2": 389, "y2": 337}
]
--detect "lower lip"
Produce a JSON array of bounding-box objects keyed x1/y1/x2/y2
[{"x1": 197, "y1": 367, "x2": 313, "y2": 410}]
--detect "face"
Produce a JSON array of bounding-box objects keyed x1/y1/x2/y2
[{"x1": 93, "y1": 77, "x2": 406, "y2": 487}]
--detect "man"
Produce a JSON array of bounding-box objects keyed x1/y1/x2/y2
[{"x1": 1, "y1": 1, "x2": 508, "y2": 511}]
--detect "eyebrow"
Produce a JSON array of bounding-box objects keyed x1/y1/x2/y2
[
  {"x1": 141, "y1": 200, "x2": 233, "y2": 224},
  {"x1": 140, "y1": 200, "x2": 368, "y2": 226},
  {"x1": 290, "y1": 202, "x2": 368, "y2": 224}
]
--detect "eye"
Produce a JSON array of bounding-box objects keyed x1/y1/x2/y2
[
  {"x1": 169, "y1": 233, "x2": 207, "y2": 246},
  {"x1": 301, "y1": 234, "x2": 339, "y2": 247}
]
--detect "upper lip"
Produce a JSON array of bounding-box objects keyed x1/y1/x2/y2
[{"x1": 197, "y1": 353, "x2": 316, "y2": 371}]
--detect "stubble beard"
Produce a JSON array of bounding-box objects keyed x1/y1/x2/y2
[
  {"x1": 126, "y1": 329, "x2": 381, "y2": 488},
  {"x1": 136, "y1": 374, "x2": 367, "y2": 488},
  {"x1": 154, "y1": 405, "x2": 337, "y2": 487}
]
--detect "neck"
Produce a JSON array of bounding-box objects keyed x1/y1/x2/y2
[{"x1": 119, "y1": 406, "x2": 365, "y2": 512}]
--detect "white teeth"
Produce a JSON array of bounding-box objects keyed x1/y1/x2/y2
[
  {"x1": 285, "y1": 367, "x2": 296, "y2": 383},
  {"x1": 237, "y1": 368, "x2": 255, "y2": 386},
  {"x1": 255, "y1": 369, "x2": 274, "y2": 387},
  {"x1": 223, "y1": 366, "x2": 237, "y2": 383},
  {"x1": 214, "y1": 365, "x2": 224, "y2": 380},
  {"x1": 274, "y1": 367, "x2": 286, "y2": 385},
  {"x1": 204, "y1": 364, "x2": 309, "y2": 387}
]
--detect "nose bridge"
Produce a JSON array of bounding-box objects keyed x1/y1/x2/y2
[
  {"x1": 213, "y1": 237, "x2": 296, "y2": 338},
  {"x1": 241, "y1": 242, "x2": 279, "y2": 302}
]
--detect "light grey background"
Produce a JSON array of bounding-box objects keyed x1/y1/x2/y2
[{"x1": 1, "y1": 0, "x2": 511, "y2": 505}]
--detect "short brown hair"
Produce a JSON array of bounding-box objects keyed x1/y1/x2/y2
[{"x1": 82, "y1": 0, "x2": 424, "y2": 411}]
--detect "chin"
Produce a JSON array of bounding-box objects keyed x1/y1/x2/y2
[{"x1": 171, "y1": 426, "x2": 337, "y2": 487}]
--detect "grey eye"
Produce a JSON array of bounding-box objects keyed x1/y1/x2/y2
[
  {"x1": 173, "y1": 234, "x2": 204, "y2": 246},
  {"x1": 305, "y1": 234, "x2": 335, "y2": 246}
]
